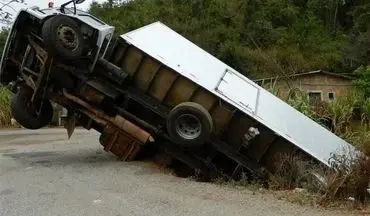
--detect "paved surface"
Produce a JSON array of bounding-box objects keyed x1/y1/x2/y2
[{"x1": 0, "y1": 128, "x2": 362, "y2": 216}]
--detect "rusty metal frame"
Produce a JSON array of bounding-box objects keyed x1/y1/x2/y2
[{"x1": 62, "y1": 89, "x2": 154, "y2": 144}]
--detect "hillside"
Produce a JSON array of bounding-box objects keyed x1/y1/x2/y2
[
  {"x1": 0, "y1": 1, "x2": 367, "y2": 80},
  {"x1": 88, "y1": 0, "x2": 369, "y2": 79}
]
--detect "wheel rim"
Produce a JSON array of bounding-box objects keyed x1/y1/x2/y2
[
  {"x1": 57, "y1": 25, "x2": 79, "y2": 51},
  {"x1": 175, "y1": 114, "x2": 202, "y2": 140}
]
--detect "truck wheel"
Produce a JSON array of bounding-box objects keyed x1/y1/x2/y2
[
  {"x1": 167, "y1": 102, "x2": 213, "y2": 147},
  {"x1": 41, "y1": 15, "x2": 84, "y2": 60},
  {"x1": 10, "y1": 85, "x2": 53, "y2": 129}
]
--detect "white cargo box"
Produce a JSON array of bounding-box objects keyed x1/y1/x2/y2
[{"x1": 120, "y1": 21, "x2": 356, "y2": 168}]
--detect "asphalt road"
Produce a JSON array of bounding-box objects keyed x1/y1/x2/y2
[{"x1": 0, "y1": 128, "x2": 362, "y2": 216}]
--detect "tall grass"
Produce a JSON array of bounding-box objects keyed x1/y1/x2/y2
[{"x1": 0, "y1": 87, "x2": 11, "y2": 127}]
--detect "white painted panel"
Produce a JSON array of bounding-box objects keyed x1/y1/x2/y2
[
  {"x1": 121, "y1": 22, "x2": 228, "y2": 90},
  {"x1": 216, "y1": 69, "x2": 258, "y2": 113}
]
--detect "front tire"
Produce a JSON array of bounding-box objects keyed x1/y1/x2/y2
[
  {"x1": 10, "y1": 85, "x2": 53, "y2": 129},
  {"x1": 41, "y1": 15, "x2": 84, "y2": 60}
]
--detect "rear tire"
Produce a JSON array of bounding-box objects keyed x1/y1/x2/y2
[
  {"x1": 10, "y1": 85, "x2": 53, "y2": 129},
  {"x1": 167, "y1": 102, "x2": 213, "y2": 147},
  {"x1": 41, "y1": 15, "x2": 84, "y2": 60}
]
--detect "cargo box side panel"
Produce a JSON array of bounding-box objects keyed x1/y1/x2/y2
[{"x1": 256, "y1": 89, "x2": 354, "y2": 166}]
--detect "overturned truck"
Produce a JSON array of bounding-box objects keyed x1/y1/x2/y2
[{"x1": 0, "y1": 0, "x2": 356, "y2": 183}]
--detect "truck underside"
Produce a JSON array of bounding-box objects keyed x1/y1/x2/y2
[
  {"x1": 2, "y1": 13, "x2": 332, "y2": 185},
  {"x1": 100, "y1": 38, "x2": 327, "y2": 179}
]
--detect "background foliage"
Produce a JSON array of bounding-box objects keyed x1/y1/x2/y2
[{"x1": 88, "y1": 0, "x2": 369, "y2": 80}]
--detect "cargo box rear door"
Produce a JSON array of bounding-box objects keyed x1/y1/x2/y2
[{"x1": 215, "y1": 69, "x2": 259, "y2": 114}]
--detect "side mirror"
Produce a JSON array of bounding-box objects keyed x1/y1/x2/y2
[{"x1": 74, "y1": 0, "x2": 86, "y2": 4}]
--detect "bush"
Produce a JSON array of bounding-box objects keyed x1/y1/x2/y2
[
  {"x1": 353, "y1": 66, "x2": 370, "y2": 97},
  {"x1": 326, "y1": 91, "x2": 362, "y2": 135},
  {"x1": 317, "y1": 145, "x2": 370, "y2": 205},
  {"x1": 269, "y1": 153, "x2": 314, "y2": 190}
]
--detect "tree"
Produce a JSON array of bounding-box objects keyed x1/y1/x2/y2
[
  {"x1": 341, "y1": 2, "x2": 370, "y2": 71},
  {"x1": 86, "y1": 0, "x2": 369, "y2": 78},
  {"x1": 353, "y1": 66, "x2": 370, "y2": 98}
]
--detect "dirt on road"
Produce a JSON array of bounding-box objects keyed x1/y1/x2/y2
[{"x1": 0, "y1": 129, "x2": 366, "y2": 216}]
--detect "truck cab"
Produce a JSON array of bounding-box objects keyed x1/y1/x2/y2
[
  {"x1": 0, "y1": 0, "x2": 114, "y2": 88},
  {"x1": 0, "y1": 0, "x2": 116, "y2": 129}
]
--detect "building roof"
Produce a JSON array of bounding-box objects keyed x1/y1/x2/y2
[{"x1": 253, "y1": 70, "x2": 356, "y2": 82}]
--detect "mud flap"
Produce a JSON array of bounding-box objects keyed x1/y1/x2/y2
[{"x1": 64, "y1": 110, "x2": 77, "y2": 139}]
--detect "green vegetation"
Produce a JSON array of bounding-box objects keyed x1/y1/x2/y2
[
  {"x1": 89, "y1": 0, "x2": 369, "y2": 80},
  {"x1": 0, "y1": 27, "x2": 11, "y2": 126},
  {"x1": 353, "y1": 66, "x2": 370, "y2": 98},
  {"x1": 0, "y1": 87, "x2": 11, "y2": 127},
  {"x1": 0, "y1": 27, "x2": 9, "y2": 56}
]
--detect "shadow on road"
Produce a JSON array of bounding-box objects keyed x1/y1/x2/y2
[{"x1": 2, "y1": 148, "x2": 122, "y2": 168}]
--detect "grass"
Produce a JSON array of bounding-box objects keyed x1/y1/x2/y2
[{"x1": 0, "y1": 87, "x2": 12, "y2": 127}]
